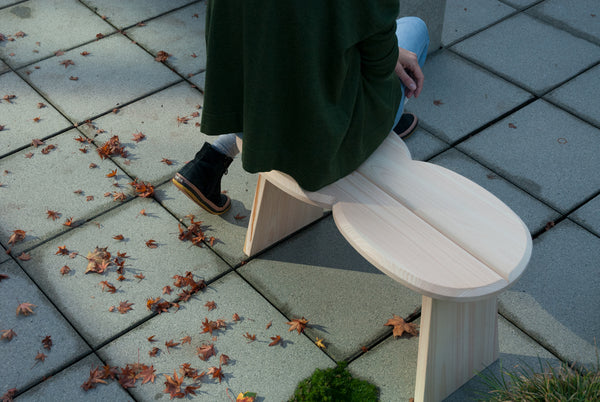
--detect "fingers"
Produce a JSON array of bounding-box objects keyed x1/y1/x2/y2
[
  {"x1": 396, "y1": 47, "x2": 425, "y2": 98},
  {"x1": 395, "y1": 64, "x2": 417, "y2": 97}
]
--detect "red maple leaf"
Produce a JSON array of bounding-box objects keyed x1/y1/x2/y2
[
  {"x1": 117, "y1": 301, "x2": 134, "y2": 314},
  {"x1": 196, "y1": 343, "x2": 216, "y2": 361},
  {"x1": 16, "y1": 302, "x2": 36, "y2": 316}
]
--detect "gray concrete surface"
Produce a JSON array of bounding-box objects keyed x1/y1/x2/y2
[{"x1": 1, "y1": 0, "x2": 599, "y2": 400}]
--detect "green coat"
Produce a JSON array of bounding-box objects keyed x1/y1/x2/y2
[{"x1": 201, "y1": 0, "x2": 402, "y2": 191}]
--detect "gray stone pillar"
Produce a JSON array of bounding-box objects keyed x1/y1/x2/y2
[{"x1": 399, "y1": 0, "x2": 446, "y2": 52}]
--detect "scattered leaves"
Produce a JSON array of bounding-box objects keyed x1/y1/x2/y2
[
  {"x1": 286, "y1": 317, "x2": 308, "y2": 334},
  {"x1": 130, "y1": 178, "x2": 155, "y2": 198}
]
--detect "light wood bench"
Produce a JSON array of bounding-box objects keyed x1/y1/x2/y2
[{"x1": 243, "y1": 132, "x2": 532, "y2": 402}]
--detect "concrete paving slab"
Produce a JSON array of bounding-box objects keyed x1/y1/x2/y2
[
  {"x1": 431, "y1": 148, "x2": 559, "y2": 234},
  {"x1": 442, "y1": 0, "x2": 515, "y2": 46},
  {"x1": 499, "y1": 219, "x2": 600, "y2": 367},
  {"x1": 403, "y1": 126, "x2": 449, "y2": 161},
  {"x1": 80, "y1": 0, "x2": 196, "y2": 29},
  {"x1": 498, "y1": 0, "x2": 541, "y2": 9},
  {"x1": 349, "y1": 316, "x2": 559, "y2": 402},
  {"x1": 238, "y1": 215, "x2": 422, "y2": 361},
  {"x1": 0, "y1": 259, "x2": 91, "y2": 395},
  {"x1": 0, "y1": 246, "x2": 8, "y2": 263},
  {"x1": 78, "y1": 81, "x2": 206, "y2": 185},
  {"x1": 545, "y1": 64, "x2": 600, "y2": 127},
  {"x1": 17, "y1": 195, "x2": 231, "y2": 348},
  {"x1": 405, "y1": 50, "x2": 532, "y2": 143},
  {"x1": 0, "y1": 59, "x2": 8, "y2": 74},
  {"x1": 155, "y1": 160, "x2": 259, "y2": 267},
  {"x1": 188, "y1": 70, "x2": 205, "y2": 91},
  {"x1": 457, "y1": 100, "x2": 600, "y2": 213},
  {"x1": 0, "y1": 129, "x2": 134, "y2": 254},
  {"x1": 97, "y1": 271, "x2": 335, "y2": 401},
  {"x1": 528, "y1": 0, "x2": 600, "y2": 45},
  {"x1": 445, "y1": 316, "x2": 560, "y2": 401},
  {"x1": 0, "y1": 0, "x2": 115, "y2": 69},
  {"x1": 18, "y1": 33, "x2": 181, "y2": 123},
  {"x1": 16, "y1": 353, "x2": 131, "y2": 401},
  {"x1": 569, "y1": 195, "x2": 600, "y2": 237},
  {"x1": 348, "y1": 322, "x2": 420, "y2": 402},
  {"x1": 0, "y1": 71, "x2": 71, "y2": 157},
  {"x1": 126, "y1": 2, "x2": 207, "y2": 77},
  {"x1": 451, "y1": 13, "x2": 600, "y2": 95}
]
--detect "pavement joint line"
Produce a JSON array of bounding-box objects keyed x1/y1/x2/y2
[
  {"x1": 0, "y1": 124, "x2": 76, "y2": 160},
  {"x1": 0, "y1": 0, "x2": 28, "y2": 12}
]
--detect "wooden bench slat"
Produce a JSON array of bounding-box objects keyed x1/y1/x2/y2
[
  {"x1": 331, "y1": 173, "x2": 508, "y2": 300},
  {"x1": 355, "y1": 135, "x2": 532, "y2": 283}
]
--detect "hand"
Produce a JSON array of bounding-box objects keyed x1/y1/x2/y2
[{"x1": 394, "y1": 47, "x2": 424, "y2": 98}]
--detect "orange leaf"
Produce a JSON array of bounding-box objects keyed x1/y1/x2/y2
[
  {"x1": 132, "y1": 132, "x2": 145, "y2": 142},
  {"x1": 113, "y1": 234, "x2": 124, "y2": 241},
  {"x1": 286, "y1": 317, "x2": 308, "y2": 334},
  {"x1": 16, "y1": 302, "x2": 36, "y2": 316},
  {"x1": 205, "y1": 301, "x2": 216, "y2": 311},
  {"x1": 46, "y1": 210, "x2": 60, "y2": 220},
  {"x1": 60, "y1": 265, "x2": 71, "y2": 275},
  {"x1": 106, "y1": 169, "x2": 117, "y2": 178},
  {"x1": 117, "y1": 301, "x2": 134, "y2": 314},
  {"x1": 196, "y1": 343, "x2": 216, "y2": 361},
  {"x1": 1, "y1": 328, "x2": 17, "y2": 341},
  {"x1": 145, "y1": 239, "x2": 157, "y2": 248},
  {"x1": 208, "y1": 366, "x2": 224, "y2": 383},
  {"x1": 268, "y1": 335, "x2": 282, "y2": 346},
  {"x1": 384, "y1": 314, "x2": 419, "y2": 338}
]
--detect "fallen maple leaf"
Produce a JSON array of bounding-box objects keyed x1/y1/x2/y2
[
  {"x1": 140, "y1": 365, "x2": 157, "y2": 384},
  {"x1": 208, "y1": 366, "x2": 224, "y2": 383},
  {"x1": 161, "y1": 158, "x2": 173, "y2": 165},
  {"x1": 266, "y1": 321, "x2": 272, "y2": 329},
  {"x1": 433, "y1": 99, "x2": 444, "y2": 106},
  {"x1": 315, "y1": 337, "x2": 326, "y2": 349},
  {"x1": 112, "y1": 234, "x2": 124, "y2": 241},
  {"x1": 180, "y1": 336, "x2": 192, "y2": 345},
  {"x1": 286, "y1": 317, "x2": 308, "y2": 334},
  {"x1": 16, "y1": 302, "x2": 36, "y2": 316},
  {"x1": 220, "y1": 354, "x2": 230, "y2": 366},
  {"x1": 243, "y1": 332, "x2": 256, "y2": 342},
  {"x1": 508, "y1": 123, "x2": 517, "y2": 129},
  {"x1": 268, "y1": 335, "x2": 282, "y2": 346},
  {"x1": 234, "y1": 213, "x2": 246, "y2": 220},
  {"x1": 59, "y1": 59, "x2": 74, "y2": 68},
  {"x1": 63, "y1": 217, "x2": 74, "y2": 226},
  {"x1": 184, "y1": 384, "x2": 201, "y2": 396},
  {"x1": 155, "y1": 51, "x2": 170, "y2": 62},
  {"x1": 165, "y1": 339, "x2": 180, "y2": 353},
  {"x1": 205, "y1": 301, "x2": 216, "y2": 311},
  {"x1": 236, "y1": 391, "x2": 257, "y2": 402},
  {"x1": 34, "y1": 351, "x2": 47, "y2": 363},
  {"x1": 56, "y1": 245, "x2": 69, "y2": 255},
  {"x1": 1, "y1": 329, "x2": 17, "y2": 341},
  {"x1": 145, "y1": 239, "x2": 158, "y2": 248},
  {"x1": 149, "y1": 347, "x2": 160, "y2": 357},
  {"x1": 85, "y1": 247, "x2": 112, "y2": 274},
  {"x1": 106, "y1": 169, "x2": 117, "y2": 178},
  {"x1": 46, "y1": 210, "x2": 60, "y2": 220},
  {"x1": 0, "y1": 274, "x2": 9, "y2": 282},
  {"x1": 163, "y1": 370, "x2": 184, "y2": 398},
  {"x1": 42, "y1": 335, "x2": 52, "y2": 351},
  {"x1": 31, "y1": 138, "x2": 45, "y2": 147},
  {"x1": 1, "y1": 388, "x2": 17, "y2": 402},
  {"x1": 384, "y1": 314, "x2": 419, "y2": 338},
  {"x1": 99, "y1": 280, "x2": 116, "y2": 294},
  {"x1": 17, "y1": 252, "x2": 31, "y2": 261},
  {"x1": 134, "y1": 273, "x2": 145, "y2": 281},
  {"x1": 8, "y1": 229, "x2": 26, "y2": 246},
  {"x1": 162, "y1": 286, "x2": 172, "y2": 295},
  {"x1": 232, "y1": 313, "x2": 240, "y2": 322},
  {"x1": 60, "y1": 265, "x2": 71, "y2": 275},
  {"x1": 132, "y1": 132, "x2": 145, "y2": 142},
  {"x1": 81, "y1": 366, "x2": 108, "y2": 391},
  {"x1": 117, "y1": 301, "x2": 134, "y2": 314},
  {"x1": 197, "y1": 343, "x2": 216, "y2": 361},
  {"x1": 130, "y1": 178, "x2": 155, "y2": 198}
]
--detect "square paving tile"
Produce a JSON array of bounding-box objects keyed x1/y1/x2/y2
[
  {"x1": 545, "y1": 64, "x2": 600, "y2": 127},
  {"x1": 78, "y1": 81, "x2": 206, "y2": 185},
  {"x1": 457, "y1": 100, "x2": 600, "y2": 213},
  {"x1": 528, "y1": 0, "x2": 600, "y2": 45},
  {"x1": 499, "y1": 219, "x2": 600, "y2": 367},
  {"x1": 442, "y1": 0, "x2": 515, "y2": 46},
  {"x1": 18, "y1": 33, "x2": 181, "y2": 123},
  {"x1": 16, "y1": 353, "x2": 131, "y2": 401},
  {"x1": 0, "y1": 59, "x2": 8, "y2": 74},
  {"x1": 17, "y1": 195, "x2": 231, "y2": 348},
  {"x1": 431, "y1": 148, "x2": 559, "y2": 234},
  {"x1": 238, "y1": 216, "x2": 422, "y2": 361},
  {"x1": 349, "y1": 316, "x2": 558, "y2": 402},
  {"x1": 0, "y1": 129, "x2": 134, "y2": 254},
  {"x1": 451, "y1": 13, "x2": 600, "y2": 95},
  {"x1": 80, "y1": 0, "x2": 197, "y2": 29},
  {"x1": 0, "y1": 0, "x2": 115, "y2": 69},
  {"x1": 0, "y1": 71, "x2": 71, "y2": 157},
  {"x1": 156, "y1": 159, "x2": 259, "y2": 267},
  {"x1": 0, "y1": 259, "x2": 91, "y2": 394},
  {"x1": 97, "y1": 271, "x2": 335, "y2": 401},
  {"x1": 569, "y1": 195, "x2": 600, "y2": 237},
  {"x1": 405, "y1": 50, "x2": 532, "y2": 143},
  {"x1": 126, "y1": 2, "x2": 207, "y2": 77},
  {"x1": 403, "y1": 126, "x2": 449, "y2": 161}
]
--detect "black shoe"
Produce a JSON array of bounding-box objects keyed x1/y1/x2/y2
[
  {"x1": 172, "y1": 142, "x2": 233, "y2": 215},
  {"x1": 393, "y1": 113, "x2": 418, "y2": 139}
]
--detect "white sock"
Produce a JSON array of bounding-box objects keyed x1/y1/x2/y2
[{"x1": 211, "y1": 134, "x2": 240, "y2": 159}]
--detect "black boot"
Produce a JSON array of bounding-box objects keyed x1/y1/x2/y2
[{"x1": 172, "y1": 142, "x2": 233, "y2": 215}]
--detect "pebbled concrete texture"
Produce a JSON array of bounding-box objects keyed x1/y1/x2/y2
[
  {"x1": 238, "y1": 216, "x2": 422, "y2": 362},
  {"x1": 18, "y1": 33, "x2": 181, "y2": 123},
  {"x1": 405, "y1": 50, "x2": 533, "y2": 143},
  {"x1": 126, "y1": 1, "x2": 207, "y2": 77},
  {"x1": 2, "y1": 1, "x2": 600, "y2": 400},
  {"x1": 569, "y1": 195, "x2": 600, "y2": 238},
  {"x1": 499, "y1": 219, "x2": 600, "y2": 367},
  {"x1": 457, "y1": 99, "x2": 600, "y2": 214},
  {"x1": 442, "y1": 0, "x2": 515, "y2": 46},
  {"x1": 97, "y1": 271, "x2": 335, "y2": 401},
  {"x1": 16, "y1": 353, "x2": 132, "y2": 401},
  {"x1": 431, "y1": 148, "x2": 560, "y2": 234},
  {"x1": 0, "y1": 259, "x2": 91, "y2": 393},
  {"x1": 17, "y1": 195, "x2": 231, "y2": 348},
  {"x1": 80, "y1": 0, "x2": 197, "y2": 29},
  {"x1": 545, "y1": 63, "x2": 600, "y2": 127},
  {"x1": 0, "y1": 0, "x2": 115, "y2": 69},
  {"x1": 0, "y1": 129, "x2": 134, "y2": 254},
  {"x1": 451, "y1": 13, "x2": 600, "y2": 95},
  {"x1": 0, "y1": 71, "x2": 71, "y2": 157},
  {"x1": 528, "y1": 0, "x2": 600, "y2": 45}
]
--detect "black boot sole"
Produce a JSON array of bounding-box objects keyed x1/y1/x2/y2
[{"x1": 172, "y1": 174, "x2": 231, "y2": 215}]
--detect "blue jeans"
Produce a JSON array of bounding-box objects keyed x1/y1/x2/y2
[{"x1": 393, "y1": 16, "x2": 430, "y2": 128}]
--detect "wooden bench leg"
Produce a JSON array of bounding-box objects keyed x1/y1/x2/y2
[
  {"x1": 414, "y1": 296, "x2": 499, "y2": 402},
  {"x1": 243, "y1": 174, "x2": 324, "y2": 257}
]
